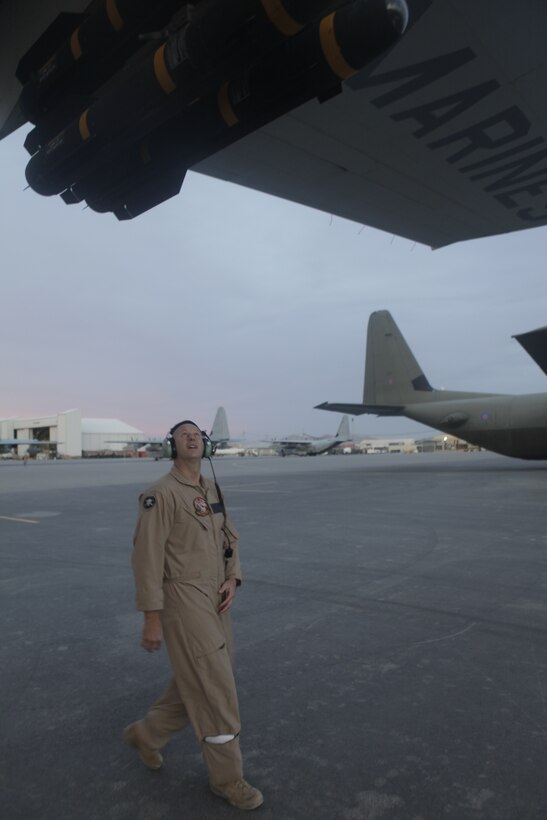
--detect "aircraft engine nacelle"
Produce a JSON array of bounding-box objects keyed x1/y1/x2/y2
[{"x1": 21, "y1": 0, "x2": 408, "y2": 219}]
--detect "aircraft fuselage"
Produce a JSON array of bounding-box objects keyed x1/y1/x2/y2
[{"x1": 403, "y1": 393, "x2": 547, "y2": 460}]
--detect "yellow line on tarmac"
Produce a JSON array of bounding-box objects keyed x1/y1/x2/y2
[{"x1": 0, "y1": 515, "x2": 40, "y2": 524}]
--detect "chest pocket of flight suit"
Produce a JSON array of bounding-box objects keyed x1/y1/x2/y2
[{"x1": 166, "y1": 504, "x2": 212, "y2": 582}]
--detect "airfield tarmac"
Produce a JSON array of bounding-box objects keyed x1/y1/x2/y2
[{"x1": 2, "y1": 451, "x2": 547, "y2": 820}]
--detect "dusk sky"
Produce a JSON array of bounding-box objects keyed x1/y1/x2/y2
[{"x1": 2, "y1": 126, "x2": 547, "y2": 441}]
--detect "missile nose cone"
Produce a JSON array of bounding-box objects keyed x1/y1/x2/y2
[{"x1": 386, "y1": 0, "x2": 409, "y2": 35}]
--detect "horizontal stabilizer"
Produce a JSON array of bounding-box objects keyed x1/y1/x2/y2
[
  {"x1": 315, "y1": 402, "x2": 404, "y2": 416},
  {"x1": 513, "y1": 326, "x2": 547, "y2": 377}
]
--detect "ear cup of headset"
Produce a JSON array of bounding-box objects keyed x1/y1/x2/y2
[
  {"x1": 162, "y1": 434, "x2": 176, "y2": 459},
  {"x1": 202, "y1": 432, "x2": 216, "y2": 459}
]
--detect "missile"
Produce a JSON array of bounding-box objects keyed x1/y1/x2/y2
[
  {"x1": 25, "y1": 0, "x2": 348, "y2": 193},
  {"x1": 24, "y1": 0, "x2": 409, "y2": 219},
  {"x1": 70, "y1": 0, "x2": 410, "y2": 219},
  {"x1": 18, "y1": 0, "x2": 184, "y2": 124},
  {"x1": 23, "y1": 0, "x2": 345, "y2": 152}
]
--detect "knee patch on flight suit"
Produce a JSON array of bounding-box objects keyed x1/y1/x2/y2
[
  {"x1": 204, "y1": 733, "x2": 237, "y2": 744},
  {"x1": 201, "y1": 733, "x2": 243, "y2": 783}
]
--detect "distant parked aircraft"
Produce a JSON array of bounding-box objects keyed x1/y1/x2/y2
[
  {"x1": 275, "y1": 415, "x2": 351, "y2": 456},
  {"x1": 316, "y1": 310, "x2": 547, "y2": 460},
  {"x1": 0, "y1": 437, "x2": 58, "y2": 457},
  {"x1": 209, "y1": 407, "x2": 230, "y2": 449},
  {"x1": 212, "y1": 409, "x2": 351, "y2": 456}
]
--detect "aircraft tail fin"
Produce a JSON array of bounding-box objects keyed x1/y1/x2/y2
[
  {"x1": 363, "y1": 311, "x2": 434, "y2": 406},
  {"x1": 210, "y1": 406, "x2": 230, "y2": 444},
  {"x1": 316, "y1": 310, "x2": 500, "y2": 419},
  {"x1": 336, "y1": 415, "x2": 350, "y2": 439},
  {"x1": 363, "y1": 311, "x2": 493, "y2": 408}
]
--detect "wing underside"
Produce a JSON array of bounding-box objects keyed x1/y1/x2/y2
[
  {"x1": 2, "y1": 0, "x2": 547, "y2": 246},
  {"x1": 196, "y1": 0, "x2": 547, "y2": 247}
]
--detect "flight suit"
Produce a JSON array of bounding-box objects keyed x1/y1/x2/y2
[{"x1": 131, "y1": 465, "x2": 244, "y2": 784}]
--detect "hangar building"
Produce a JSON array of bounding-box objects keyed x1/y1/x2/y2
[{"x1": 0, "y1": 410, "x2": 144, "y2": 457}]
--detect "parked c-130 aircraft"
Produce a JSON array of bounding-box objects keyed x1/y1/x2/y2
[
  {"x1": 2, "y1": 0, "x2": 547, "y2": 248},
  {"x1": 317, "y1": 310, "x2": 547, "y2": 460}
]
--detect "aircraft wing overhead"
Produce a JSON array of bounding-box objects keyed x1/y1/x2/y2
[
  {"x1": 3, "y1": 0, "x2": 547, "y2": 247},
  {"x1": 195, "y1": 0, "x2": 547, "y2": 248},
  {"x1": 513, "y1": 326, "x2": 547, "y2": 377}
]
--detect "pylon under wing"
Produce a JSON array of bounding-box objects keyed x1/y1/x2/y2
[{"x1": 2, "y1": 0, "x2": 547, "y2": 248}]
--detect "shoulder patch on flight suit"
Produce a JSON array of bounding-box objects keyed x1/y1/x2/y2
[
  {"x1": 142, "y1": 495, "x2": 156, "y2": 510},
  {"x1": 193, "y1": 496, "x2": 210, "y2": 516}
]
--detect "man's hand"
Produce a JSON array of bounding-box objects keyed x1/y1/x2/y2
[
  {"x1": 141, "y1": 611, "x2": 163, "y2": 652},
  {"x1": 218, "y1": 578, "x2": 237, "y2": 614}
]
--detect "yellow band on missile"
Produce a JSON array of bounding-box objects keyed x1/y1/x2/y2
[
  {"x1": 70, "y1": 28, "x2": 83, "y2": 60},
  {"x1": 154, "y1": 44, "x2": 177, "y2": 94},
  {"x1": 260, "y1": 0, "x2": 303, "y2": 37},
  {"x1": 218, "y1": 82, "x2": 238, "y2": 127},
  {"x1": 319, "y1": 13, "x2": 356, "y2": 80},
  {"x1": 79, "y1": 109, "x2": 91, "y2": 141},
  {"x1": 106, "y1": 0, "x2": 124, "y2": 32}
]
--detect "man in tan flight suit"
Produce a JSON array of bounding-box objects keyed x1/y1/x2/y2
[{"x1": 124, "y1": 420, "x2": 263, "y2": 811}]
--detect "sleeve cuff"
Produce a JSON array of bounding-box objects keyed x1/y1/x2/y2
[{"x1": 136, "y1": 591, "x2": 164, "y2": 611}]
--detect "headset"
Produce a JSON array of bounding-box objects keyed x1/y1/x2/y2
[{"x1": 163, "y1": 419, "x2": 216, "y2": 460}]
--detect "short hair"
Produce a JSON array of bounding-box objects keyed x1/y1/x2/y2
[{"x1": 170, "y1": 420, "x2": 200, "y2": 435}]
